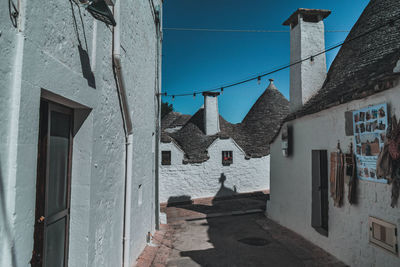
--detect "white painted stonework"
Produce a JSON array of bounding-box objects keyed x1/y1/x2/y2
[
  {"x1": 0, "y1": 1, "x2": 161, "y2": 266},
  {"x1": 289, "y1": 15, "x2": 327, "y2": 112},
  {"x1": 204, "y1": 95, "x2": 220, "y2": 135},
  {"x1": 268, "y1": 83, "x2": 400, "y2": 267},
  {"x1": 160, "y1": 138, "x2": 270, "y2": 203}
]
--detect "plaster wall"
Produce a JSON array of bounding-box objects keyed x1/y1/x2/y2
[
  {"x1": 0, "y1": 0, "x2": 161, "y2": 266},
  {"x1": 290, "y1": 17, "x2": 327, "y2": 112},
  {"x1": 160, "y1": 138, "x2": 269, "y2": 203},
  {"x1": 0, "y1": 0, "x2": 21, "y2": 264},
  {"x1": 267, "y1": 84, "x2": 400, "y2": 267}
]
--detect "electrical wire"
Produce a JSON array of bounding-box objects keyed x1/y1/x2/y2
[
  {"x1": 162, "y1": 15, "x2": 400, "y2": 98},
  {"x1": 163, "y1": 27, "x2": 349, "y2": 33}
]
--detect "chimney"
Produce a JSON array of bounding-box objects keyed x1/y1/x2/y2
[
  {"x1": 202, "y1": 92, "x2": 220, "y2": 135},
  {"x1": 283, "y1": 8, "x2": 331, "y2": 112}
]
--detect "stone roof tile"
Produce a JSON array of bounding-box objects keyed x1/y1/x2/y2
[
  {"x1": 286, "y1": 0, "x2": 400, "y2": 121},
  {"x1": 162, "y1": 82, "x2": 289, "y2": 163}
]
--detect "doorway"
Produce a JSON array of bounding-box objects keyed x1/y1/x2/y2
[{"x1": 31, "y1": 100, "x2": 73, "y2": 267}]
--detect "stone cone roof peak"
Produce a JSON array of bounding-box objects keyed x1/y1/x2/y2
[{"x1": 267, "y1": 79, "x2": 278, "y2": 90}]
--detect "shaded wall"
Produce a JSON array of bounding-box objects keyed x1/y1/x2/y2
[
  {"x1": 268, "y1": 83, "x2": 400, "y2": 267},
  {"x1": 0, "y1": 0, "x2": 161, "y2": 266},
  {"x1": 160, "y1": 138, "x2": 269, "y2": 203}
]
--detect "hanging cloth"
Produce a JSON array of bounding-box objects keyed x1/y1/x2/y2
[
  {"x1": 330, "y1": 153, "x2": 337, "y2": 199},
  {"x1": 330, "y1": 142, "x2": 344, "y2": 207},
  {"x1": 391, "y1": 166, "x2": 400, "y2": 208},
  {"x1": 388, "y1": 116, "x2": 400, "y2": 207},
  {"x1": 388, "y1": 115, "x2": 400, "y2": 161},
  {"x1": 346, "y1": 143, "x2": 357, "y2": 204},
  {"x1": 377, "y1": 115, "x2": 400, "y2": 207},
  {"x1": 376, "y1": 139, "x2": 393, "y2": 182}
]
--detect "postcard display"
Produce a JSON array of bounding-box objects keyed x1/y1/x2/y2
[{"x1": 352, "y1": 103, "x2": 388, "y2": 183}]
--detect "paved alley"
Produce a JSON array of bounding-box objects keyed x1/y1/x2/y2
[{"x1": 136, "y1": 193, "x2": 346, "y2": 267}]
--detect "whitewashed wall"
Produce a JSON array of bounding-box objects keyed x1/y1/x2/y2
[
  {"x1": 268, "y1": 83, "x2": 400, "y2": 267},
  {"x1": 160, "y1": 138, "x2": 270, "y2": 203},
  {"x1": 0, "y1": 0, "x2": 161, "y2": 266}
]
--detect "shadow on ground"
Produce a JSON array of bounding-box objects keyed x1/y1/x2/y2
[
  {"x1": 160, "y1": 180, "x2": 345, "y2": 267},
  {"x1": 163, "y1": 179, "x2": 291, "y2": 267},
  {"x1": 164, "y1": 173, "x2": 268, "y2": 219}
]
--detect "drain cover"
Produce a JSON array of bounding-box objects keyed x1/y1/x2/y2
[{"x1": 238, "y1": 237, "x2": 270, "y2": 246}]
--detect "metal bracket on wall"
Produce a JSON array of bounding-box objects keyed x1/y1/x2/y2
[
  {"x1": 8, "y1": 0, "x2": 19, "y2": 28},
  {"x1": 86, "y1": 0, "x2": 116, "y2": 26}
]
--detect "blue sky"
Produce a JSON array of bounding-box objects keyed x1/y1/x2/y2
[{"x1": 162, "y1": 0, "x2": 370, "y2": 123}]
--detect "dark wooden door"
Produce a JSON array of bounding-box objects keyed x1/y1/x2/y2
[
  {"x1": 31, "y1": 101, "x2": 73, "y2": 267},
  {"x1": 311, "y1": 150, "x2": 328, "y2": 236}
]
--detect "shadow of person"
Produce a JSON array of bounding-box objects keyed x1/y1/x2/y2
[
  {"x1": 164, "y1": 174, "x2": 239, "y2": 217},
  {"x1": 214, "y1": 173, "x2": 237, "y2": 199}
]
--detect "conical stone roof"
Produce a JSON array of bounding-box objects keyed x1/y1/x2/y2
[
  {"x1": 287, "y1": 0, "x2": 400, "y2": 121},
  {"x1": 161, "y1": 80, "x2": 289, "y2": 163}
]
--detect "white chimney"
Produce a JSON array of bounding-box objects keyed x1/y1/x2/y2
[
  {"x1": 203, "y1": 92, "x2": 220, "y2": 135},
  {"x1": 283, "y1": 8, "x2": 331, "y2": 112}
]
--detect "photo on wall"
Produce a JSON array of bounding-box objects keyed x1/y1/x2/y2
[{"x1": 352, "y1": 103, "x2": 388, "y2": 183}]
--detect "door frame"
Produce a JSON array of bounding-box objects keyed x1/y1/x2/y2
[{"x1": 31, "y1": 100, "x2": 73, "y2": 266}]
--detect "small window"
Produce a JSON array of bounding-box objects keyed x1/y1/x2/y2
[
  {"x1": 222, "y1": 151, "x2": 233, "y2": 166},
  {"x1": 162, "y1": 151, "x2": 171, "y2": 165},
  {"x1": 369, "y1": 217, "x2": 398, "y2": 255}
]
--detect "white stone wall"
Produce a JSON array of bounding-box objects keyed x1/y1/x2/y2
[
  {"x1": 204, "y1": 95, "x2": 220, "y2": 135},
  {"x1": 268, "y1": 83, "x2": 400, "y2": 267},
  {"x1": 160, "y1": 138, "x2": 270, "y2": 203},
  {"x1": 289, "y1": 17, "x2": 327, "y2": 112},
  {"x1": 0, "y1": 0, "x2": 161, "y2": 266},
  {"x1": 0, "y1": 2, "x2": 20, "y2": 265}
]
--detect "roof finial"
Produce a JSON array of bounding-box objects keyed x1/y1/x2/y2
[{"x1": 267, "y1": 78, "x2": 277, "y2": 90}]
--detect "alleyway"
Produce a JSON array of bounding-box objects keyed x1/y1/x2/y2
[{"x1": 136, "y1": 194, "x2": 346, "y2": 267}]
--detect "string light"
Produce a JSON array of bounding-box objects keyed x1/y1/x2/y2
[
  {"x1": 193, "y1": 93, "x2": 196, "y2": 99},
  {"x1": 257, "y1": 76, "x2": 261, "y2": 85},
  {"x1": 159, "y1": 15, "x2": 400, "y2": 99},
  {"x1": 163, "y1": 27, "x2": 350, "y2": 33}
]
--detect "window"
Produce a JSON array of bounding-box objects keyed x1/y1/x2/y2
[
  {"x1": 162, "y1": 151, "x2": 171, "y2": 165},
  {"x1": 369, "y1": 217, "x2": 398, "y2": 255},
  {"x1": 222, "y1": 151, "x2": 233, "y2": 166}
]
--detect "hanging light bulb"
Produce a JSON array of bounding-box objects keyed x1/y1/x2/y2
[
  {"x1": 193, "y1": 93, "x2": 196, "y2": 99},
  {"x1": 172, "y1": 95, "x2": 175, "y2": 101},
  {"x1": 257, "y1": 76, "x2": 261, "y2": 85},
  {"x1": 220, "y1": 87, "x2": 224, "y2": 95}
]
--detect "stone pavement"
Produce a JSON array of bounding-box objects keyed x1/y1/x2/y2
[{"x1": 135, "y1": 193, "x2": 346, "y2": 267}]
